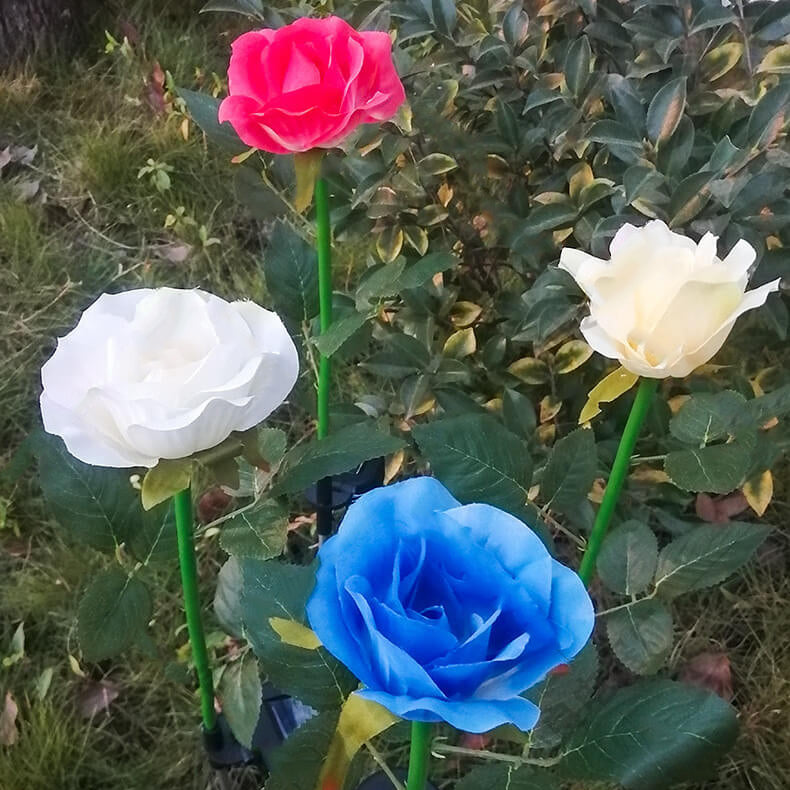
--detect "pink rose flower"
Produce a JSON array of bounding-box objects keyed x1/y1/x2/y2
[{"x1": 218, "y1": 16, "x2": 406, "y2": 154}]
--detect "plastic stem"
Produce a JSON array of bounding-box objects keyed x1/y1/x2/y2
[
  {"x1": 315, "y1": 176, "x2": 333, "y2": 538},
  {"x1": 173, "y1": 487, "x2": 217, "y2": 732},
  {"x1": 578, "y1": 377, "x2": 658, "y2": 586},
  {"x1": 406, "y1": 721, "x2": 432, "y2": 790}
]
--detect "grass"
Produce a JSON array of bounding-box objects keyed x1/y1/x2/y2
[{"x1": 0, "y1": 2, "x2": 788, "y2": 789}]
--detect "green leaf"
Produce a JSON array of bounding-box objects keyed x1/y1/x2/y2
[
  {"x1": 397, "y1": 251, "x2": 457, "y2": 290},
  {"x1": 355, "y1": 259, "x2": 407, "y2": 306},
  {"x1": 233, "y1": 167, "x2": 288, "y2": 219},
  {"x1": 746, "y1": 83, "x2": 790, "y2": 149},
  {"x1": 178, "y1": 88, "x2": 246, "y2": 153},
  {"x1": 77, "y1": 569, "x2": 152, "y2": 662},
  {"x1": 507, "y1": 357, "x2": 550, "y2": 385},
  {"x1": 607, "y1": 599, "x2": 673, "y2": 675},
  {"x1": 525, "y1": 643, "x2": 599, "y2": 749},
  {"x1": 541, "y1": 429, "x2": 597, "y2": 519},
  {"x1": 689, "y1": 4, "x2": 736, "y2": 34},
  {"x1": 746, "y1": 384, "x2": 790, "y2": 424},
  {"x1": 562, "y1": 680, "x2": 738, "y2": 789},
  {"x1": 669, "y1": 390, "x2": 747, "y2": 445},
  {"x1": 141, "y1": 459, "x2": 192, "y2": 511},
  {"x1": 219, "y1": 500, "x2": 288, "y2": 559},
  {"x1": 128, "y1": 501, "x2": 178, "y2": 564},
  {"x1": 364, "y1": 334, "x2": 431, "y2": 378},
  {"x1": 503, "y1": 3, "x2": 529, "y2": 48},
  {"x1": 218, "y1": 652, "x2": 262, "y2": 749},
  {"x1": 646, "y1": 77, "x2": 687, "y2": 144},
  {"x1": 263, "y1": 221, "x2": 319, "y2": 323},
  {"x1": 502, "y1": 388, "x2": 537, "y2": 440},
  {"x1": 665, "y1": 441, "x2": 753, "y2": 494},
  {"x1": 565, "y1": 36, "x2": 592, "y2": 98},
  {"x1": 624, "y1": 165, "x2": 665, "y2": 204},
  {"x1": 216, "y1": 557, "x2": 356, "y2": 709},
  {"x1": 264, "y1": 710, "x2": 340, "y2": 790},
  {"x1": 36, "y1": 434, "x2": 140, "y2": 553},
  {"x1": 274, "y1": 422, "x2": 405, "y2": 495},
  {"x1": 311, "y1": 312, "x2": 369, "y2": 357},
  {"x1": 586, "y1": 119, "x2": 643, "y2": 149},
  {"x1": 654, "y1": 523, "x2": 771, "y2": 599},
  {"x1": 518, "y1": 203, "x2": 578, "y2": 237},
  {"x1": 668, "y1": 171, "x2": 713, "y2": 227},
  {"x1": 456, "y1": 764, "x2": 558, "y2": 790},
  {"x1": 199, "y1": 0, "x2": 264, "y2": 18},
  {"x1": 432, "y1": 0, "x2": 457, "y2": 35},
  {"x1": 597, "y1": 521, "x2": 658, "y2": 595},
  {"x1": 412, "y1": 414, "x2": 532, "y2": 512},
  {"x1": 418, "y1": 153, "x2": 458, "y2": 175},
  {"x1": 753, "y1": 1, "x2": 790, "y2": 41}
]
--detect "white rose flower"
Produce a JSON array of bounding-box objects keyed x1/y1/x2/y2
[
  {"x1": 40, "y1": 287, "x2": 299, "y2": 468},
  {"x1": 559, "y1": 220, "x2": 781, "y2": 378}
]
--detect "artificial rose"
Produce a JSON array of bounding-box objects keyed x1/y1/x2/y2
[
  {"x1": 217, "y1": 16, "x2": 406, "y2": 154},
  {"x1": 40, "y1": 288, "x2": 298, "y2": 468},
  {"x1": 559, "y1": 220, "x2": 781, "y2": 378},
  {"x1": 306, "y1": 477, "x2": 594, "y2": 733}
]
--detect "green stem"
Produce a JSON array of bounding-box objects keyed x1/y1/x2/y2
[
  {"x1": 406, "y1": 721, "x2": 432, "y2": 790},
  {"x1": 173, "y1": 488, "x2": 217, "y2": 732},
  {"x1": 578, "y1": 377, "x2": 658, "y2": 586},
  {"x1": 315, "y1": 176, "x2": 332, "y2": 441}
]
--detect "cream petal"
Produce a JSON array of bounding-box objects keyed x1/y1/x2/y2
[
  {"x1": 558, "y1": 249, "x2": 610, "y2": 299},
  {"x1": 719, "y1": 238, "x2": 756, "y2": 282},
  {"x1": 692, "y1": 232, "x2": 718, "y2": 270}
]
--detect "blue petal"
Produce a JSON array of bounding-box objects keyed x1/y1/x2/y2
[
  {"x1": 548, "y1": 559, "x2": 595, "y2": 657},
  {"x1": 345, "y1": 576, "x2": 446, "y2": 699},
  {"x1": 442, "y1": 504, "x2": 554, "y2": 612},
  {"x1": 355, "y1": 689, "x2": 541, "y2": 734}
]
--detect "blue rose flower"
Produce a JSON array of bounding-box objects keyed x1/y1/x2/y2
[{"x1": 306, "y1": 477, "x2": 594, "y2": 733}]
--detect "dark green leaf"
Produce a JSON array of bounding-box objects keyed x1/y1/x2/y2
[
  {"x1": 563, "y1": 680, "x2": 738, "y2": 788},
  {"x1": 218, "y1": 652, "x2": 262, "y2": 749},
  {"x1": 502, "y1": 388, "x2": 537, "y2": 440},
  {"x1": 746, "y1": 83, "x2": 790, "y2": 149},
  {"x1": 565, "y1": 36, "x2": 592, "y2": 98},
  {"x1": 128, "y1": 501, "x2": 178, "y2": 565},
  {"x1": 398, "y1": 252, "x2": 458, "y2": 290},
  {"x1": 233, "y1": 167, "x2": 288, "y2": 220},
  {"x1": 200, "y1": 0, "x2": 265, "y2": 18},
  {"x1": 607, "y1": 75, "x2": 645, "y2": 135},
  {"x1": 518, "y1": 203, "x2": 579, "y2": 237},
  {"x1": 413, "y1": 414, "x2": 531, "y2": 511},
  {"x1": 178, "y1": 89, "x2": 246, "y2": 153},
  {"x1": 607, "y1": 599, "x2": 673, "y2": 675},
  {"x1": 432, "y1": 0, "x2": 457, "y2": 35},
  {"x1": 218, "y1": 557, "x2": 355, "y2": 709},
  {"x1": 689, "y1": 4, "x2": 736, "y2": 34},
  {"x1": 36, "y1": 434, "x2": 140, "y2": 553},
  {"x1": 263, "y1": 222, "x2": 319, "y2": 323},
  {"x1": 665, "y1": 440, "x2": 753, "y2": 494},
  {"x1": 503, "y1": 3, "x2": 529, "y2": 48},
  {"x1": 456, "y1": 764, "x2": 557, "y2": 790},
  {"x1": 274, "y1": 422, "x2": 405, "y2": 495},
  {"x1": 264, "y1": 710, "x2": 341, "y2": 790},
  {"x1": 597, "y1": 521, "x2": 658, "y2": 595},
  {"x1": 541, "y1": 429, "x2": 596, "y2": 519},
  {"x1": 364, "y1": 334, "x2": 431, "y2": 378},
  {"x1": 670, "y1": 390, "x2": 747, "y2": 445},
  {"x1": 668, "y1": 171, "x2": 713, "y2": 227},
  {"x1": 654, "y1": 523, "x2": 771, "y2": 598},
  {"x1": 418, "y1": 153, "x2": 458, "y2": 175},
  {"x1": 77, "y1": 569, "x2": 152, "y2": 662},
  {"x1": 220, "y1": 500, "x2": 288, "y2": 559},
  {"x1": 624, "y1": 165, "x2": 664, "y2": 203},
  {"x1": 586, "y1": 119, "x2": 643, "y2": 148},
  {"x1": 311, "y1": 312, "x2": 369, "y2": 357},
  {"x1": 646, "y1": 77, "x2": 687, "y2": 144},
  {"x1": 526, "y1": 643, "x2": 599, "y2": 749},
  {"x1": 745, "y1": 384, "x2": 790, "y2": 424}
]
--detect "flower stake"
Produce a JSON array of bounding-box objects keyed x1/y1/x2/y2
[
  {"x1": 562, "y1": 221, "x2": 780, "y2": 584},
  {"x1": 219, "y1": 16, "x2": 406, "y2": 541},
  {"x1": 40, "y1": 287, "x2": 299, "y2": 747}
]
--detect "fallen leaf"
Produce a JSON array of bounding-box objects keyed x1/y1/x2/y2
[
  {"x1": 145, "y1": 61, "x2": 167, "y2": 114},
  {"x1": 9, "y1": 144, "x2": 37, "y2": 166},
  {"x1": 680, "y1": 652, "x2": 732, "y2": 701},
  {"x1": 460, "y1": 732, "x2": 491, "y2": 750},
  {"x1": 0, "y1": 147, "x2": 11, "y2": 173},
  {"x1": 78, "y1": 679, "x2": 120, "y2": 718},
  {"x1": 155, "y1": 243, "x2": 192, "y2": 263},
  {"x1": 196, "y1": 487, "x2": 232, "y2": 524},
  {"x1": 0, "y1": 692, "x2": 18, "y2": 746},
  {"x1": 16, "y1": 178, "x2": 40, "y2": 202},
  {"x1": 695, "y1": 492, "x2": 749, "y2": 523},
  {"x1": 742, "y1": 470, "x2": 773, "y2": 516},
  {"x1": 119, "y1": 20, "x2": 140, "y2": 45}
]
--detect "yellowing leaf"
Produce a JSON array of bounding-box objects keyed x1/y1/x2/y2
[
  {"x1": 293, "y1": 149, "x2": 325, "y2": 213},
  {"x1": 384, "y1": 449, "x2": 405, "y2": 484},
  {"x1": 450, "y1": 301, "x2": 483, "y2": 327},
  {"x1": 376, "y1": 226, "x2": 404, "y2": 263},
  {"x1": 757, "y1": 44, "x2": 790, "y2": 74},
  {"x1": 554, "y1": 340, "x2": 593, "y2": 374},
  {"x1": 579, "y1": 366, "x2": 639, "y2": 424},
  {"x1": 540, "y1": 394, "x2": 562, "y2": 423},
  {"x1": 668, "y1": 394, "x2": 691, "y2": 414},
  {"x1": 443, "y1": 328, "x2": 476, "y2": 359},
  {"x1": 742, "y1": 470, "x2": 773, "y2": 517},
  {"x1": 141, "y1": 459, "x2": 192, "y2": 511},
  {"x1": 569, "y1": 162, "x2": 594, "y2": 201},
  {"x1": 316, "y1": 695, "x2": 398, "y2": 790},
  {"x1": 507, "y1": 357, "x2": 550, "y2": 385},
  {"x1": 269, "y1": 617, "x2": 322, "y2": 650}
]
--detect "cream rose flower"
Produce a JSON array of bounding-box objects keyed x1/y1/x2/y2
[
  {"x1": 40, "y1": 288, "x2": 299, "y2": 468},
  {"x1": 559, "y1": 221, "x2": 781, "y2": 378}
]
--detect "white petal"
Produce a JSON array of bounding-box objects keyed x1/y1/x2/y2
[
  {"x1": 558, "y1": 249, "x2": 610, "y2": 300},
  {"x1": 719, "y1": 238, "x2": 756, "y2": 282}
]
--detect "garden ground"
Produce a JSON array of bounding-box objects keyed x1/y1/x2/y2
[{"x1": 0, "y1": 3, "x2": 788, "y2": 789}]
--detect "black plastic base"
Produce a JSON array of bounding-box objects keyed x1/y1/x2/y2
[{"x1": 305, "y1": 457, "x2": 386, "y2": 512}]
